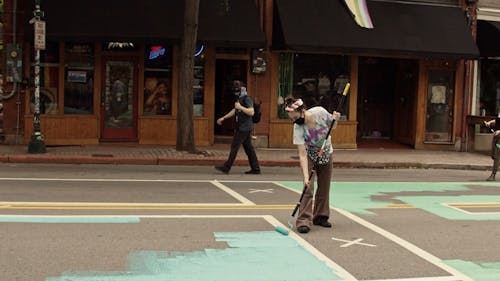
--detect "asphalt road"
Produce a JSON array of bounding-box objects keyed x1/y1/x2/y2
[{"x1": 1, "y1": 163, "x2": 499, "y2": 281}]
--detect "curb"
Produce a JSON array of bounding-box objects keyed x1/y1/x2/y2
[
  {"x1": 0, "y1": 155, "x2": 492, "y2": 170},
  {"x1": 334, "y1": 162, "x2": 491, "y2": 170}
]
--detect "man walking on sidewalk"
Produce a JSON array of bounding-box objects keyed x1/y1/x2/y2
[{"x1": 215, "y1": 80, "x2": 261, "y2": 174}]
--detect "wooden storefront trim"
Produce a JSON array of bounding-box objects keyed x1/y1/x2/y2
[
  {"x1": 24, "y1": 115, "x2": 99, "y2": 145},
  {"x1": 138, "y1": 117, "x2": 210, "y2": 146}
]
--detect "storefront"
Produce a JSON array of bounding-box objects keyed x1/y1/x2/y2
[
  {"x1": 1, "y1": 0, "x2": 481, "y2": 150},
  {"x1": 468, "y1": 0, "x2": 500, "y2": 151},
  {"x1": 268, "y1": 0, "x2": 478, "y2": 149},
  {"x1": 1, "y1": 0, "x2": 266, "y2": 146}
]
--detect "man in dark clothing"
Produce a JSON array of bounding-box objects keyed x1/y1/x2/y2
[
  {"x1": 215, "y1": 80, "x2": 261, "y2": 174},
  {"x1": 484, "y1": 113, "x2": 500, "y2": 181}
]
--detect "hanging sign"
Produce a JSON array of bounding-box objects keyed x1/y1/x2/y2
[{"x1": 34, "y1": 20, "x2": 46, "y2": 50}]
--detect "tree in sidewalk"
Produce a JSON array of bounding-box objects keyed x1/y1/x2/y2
[
  {"x1": 176, "y1": 0, "x2": 200, "y2": 153},
  {"x1": 176, "y1": 0, "x2": 231, "y2": 153}
]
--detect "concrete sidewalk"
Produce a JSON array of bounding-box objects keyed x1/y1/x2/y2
[{"x1": 0, "y1": 143, "x2": 494, "y2": 171}]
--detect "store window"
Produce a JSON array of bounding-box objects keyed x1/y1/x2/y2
[
  {"x1": 193, "y1": 43, "x2": 205, "y2": 117},
  {"x1": 425, "y1": 70, "x2": 455, "y2": 143},
  {"x1": 143, "y1": 44, "x2": 173, "y2": 115},
  {"x1": 64, "y1": 43, "x2": 94, "y2": 114},
  {"x1": 277, "y1": 53, "x2": 350, "y2": 119},
  {"x1": 30, "y1": 42, "x2": 59, "y2": 115},
  {"x1": 479, "y1": 59, "x2": 500, "y2": 116},
  {"x1": 0, "y1": 0, "x2": 3, "y2": 51}
]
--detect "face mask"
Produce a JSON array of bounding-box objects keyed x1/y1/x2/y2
[
  {"x1": 294, "y1": 117, "x2": 305, "y2": 125},
  {"x1": 233, "y1": 87, "x2": 241, "y2": 96}
]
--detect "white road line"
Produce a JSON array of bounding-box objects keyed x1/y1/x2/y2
[
  {"x1": 364, "y1": 276, "x2": 464, "y2": 281},
  {"x1": 333, "y1": 207, "x2": 473, "y2": 281},
  {"x1": 0, "y1": 202, "x2": 255, "y2": 207},
  {"x1": 211, "y1": 180, "x2": 255, "y2": 205},
  {"x1": 0, "y1": 214, "x2": 268, "y2": 219},
  {"x1": 248, "y1": 188, "x2": 274, "y2": 193},
  {"x1": 331, "y1": 237, "x2": 376, "y2": 248},
  {"x1": 263, "y1": 215, "x2": 358, "y2": 281},
  {"x1": 0, "y1": 177, "x2": 214, "y2": 182}
]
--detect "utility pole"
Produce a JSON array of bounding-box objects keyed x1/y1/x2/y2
[{"x1": 28, "y1": 0, "x2": 46, "y2": 153}]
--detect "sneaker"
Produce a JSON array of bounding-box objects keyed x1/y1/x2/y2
[
  {"x1": 297, "y1": 226, "x2": 310, "y2": 233},
  {"x1": 486, "y1": 174, "x2": 496, "y2": 181},
  {"x1": 215, "y1": 166, "x2": 229, "y2": 174},
  {"x1": 313, "y1": 218, "x2": 332, "y2": 228},
  {"x1": 244, "y1": 169, "x2": 261, "y2": 174}
]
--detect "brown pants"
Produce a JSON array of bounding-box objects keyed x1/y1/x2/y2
[{"x1": 296, "y1": 154, "x2": 332, "y2": 228}]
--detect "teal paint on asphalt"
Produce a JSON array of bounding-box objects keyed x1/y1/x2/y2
[
  {"x1": 395, "y1": 195, "x2": 500, "y2": 220},
  {"x1": 279, "y1": 181, "x2": 500, "y2": 216},
  {"x1": 0, "y1": 216, "x2": 140, "y2": 223},
  {"x1": 444, "y1": 260, "x2": 500, "y2": 281},
  {"x1": 46, "y1": 231, "x2": 343, "y2": 281}
]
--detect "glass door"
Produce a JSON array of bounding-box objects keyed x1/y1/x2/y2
[
  {"x1": 100, "y1": 58, "x2": 137, "y2": 141},
  {"x1": 425, "y1": 70, "x2": 455, "y2": 143}
]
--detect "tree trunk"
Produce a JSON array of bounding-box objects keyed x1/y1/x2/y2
[{"x1": 176, "y1": 0, "x2": 200, "y2": 152}]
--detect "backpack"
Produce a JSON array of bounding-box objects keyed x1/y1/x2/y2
[
  {"x1": 252, "y1": 100, "x2": 262, "y2": 123},
  {"x1": 242, "y1": 95, "x2": 261, "y2": 123}
]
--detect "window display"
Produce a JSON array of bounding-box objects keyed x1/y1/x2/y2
[
  {"x1": 278, "y1": 53, "x2": 350, "y2": 119},
  {"x1": 64, "y1": 42, "x2": 94, "y2": 114},
  {"x1": 480, "y1": 59, "x2": 500, "y2": 116},
  {"x1": 192, "y1": 43, "x2": 205, "y2": 117},
  {"x1": 143, "y1": 45, "x2": 172, "y2": 115}
]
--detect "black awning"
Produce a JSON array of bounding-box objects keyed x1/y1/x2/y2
[
  {"x1": 273, "y1": 0, "x2": 479, "y2": 59},
  {"x1": 198, "y1": 0, "x2": 265, "y2": 47},
  {"x1": 29, "y1": 0, "x2": 183, "y2": 41},
  {"x1": 23, "y1": 0, "x2": 264, "y2": 46},
  {"x1": 477, "y1": 20, "x2": 500, "y2": 57}
]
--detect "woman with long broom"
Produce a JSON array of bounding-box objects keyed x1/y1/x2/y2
[{"x1": 284, "y1": 97, "x2": 340, "y2": 234}]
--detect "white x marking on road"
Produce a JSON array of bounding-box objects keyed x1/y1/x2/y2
[
  {"x1": 332, "y1": 236, "x2": 376, "y2": 248},
  {"x1": 248, "y1": 188, "x2": 274, "y2": 194}
]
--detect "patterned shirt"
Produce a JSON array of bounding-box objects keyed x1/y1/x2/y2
[{"x1": 292, "y1": 106, "x2": 334, "y2": 155}]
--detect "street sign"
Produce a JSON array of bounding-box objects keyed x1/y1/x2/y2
[{"x1": 34, "y1": 20, "x2": 46, "y2": 50}]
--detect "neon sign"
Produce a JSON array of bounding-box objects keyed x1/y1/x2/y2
[
  {"x1": 194, "y1": 44, "x2": 204, "y2": 57},
  {"x1": 149, "y1": 46, "x2": 166, "y2": 60}
]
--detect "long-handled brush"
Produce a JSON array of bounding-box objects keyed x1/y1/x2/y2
[
  {"x1": 274, "y1": 170, "x2": 315, "y2": 235},
  {"x1": 275, "y1": 83, "x2": 351, "y2": 236}
]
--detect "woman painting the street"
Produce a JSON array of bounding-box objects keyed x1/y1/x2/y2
[{"x1": 284, "y1": 97, "x2": 340, "y2": 234}]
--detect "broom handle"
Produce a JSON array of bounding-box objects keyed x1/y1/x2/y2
[
  {"x1": 318, "y1": 83, "x2": 350, "y2": 157},
  {"x1": 291, "y1": 169, "x2": 315, "y2": 217}
]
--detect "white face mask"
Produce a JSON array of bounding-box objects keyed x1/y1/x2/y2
[{"x1": 234, "y1": 86, "x2": 247, "y2": 97}]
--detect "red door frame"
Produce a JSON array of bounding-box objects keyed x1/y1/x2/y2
[{"x1": 100, "y1": 56, "x2": 138, "y2": 141}]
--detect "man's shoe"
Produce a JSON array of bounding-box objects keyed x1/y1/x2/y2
[
  {"x1": 313, "y1": 218, "x2": 332, "y2": 228},
  {"x1": 486, "y1": 174, "x2": 496, "y2": 181},
  {"x1": 297, "y1": 226, "x2": 310, "y2": 233},
  {"x1": 215, "y1": 166, "x2": 229, "y2": 174},
  {"x1": 244, "y1": 169, "x2": 261, "y2": 174}
]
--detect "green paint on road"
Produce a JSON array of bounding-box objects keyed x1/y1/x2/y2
[
  {"x1": 445, "y1": 260, "x2": 500, "y2": 281},
  {"x1": 0, "y1": 216, "x2": 140, "y2": 223},
  {"x1": 280, "y1": 181, "x2": 500, "y2": 216},
  {"x1": 46, "y1": 231, "x2": 342, "y2": 281}
]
